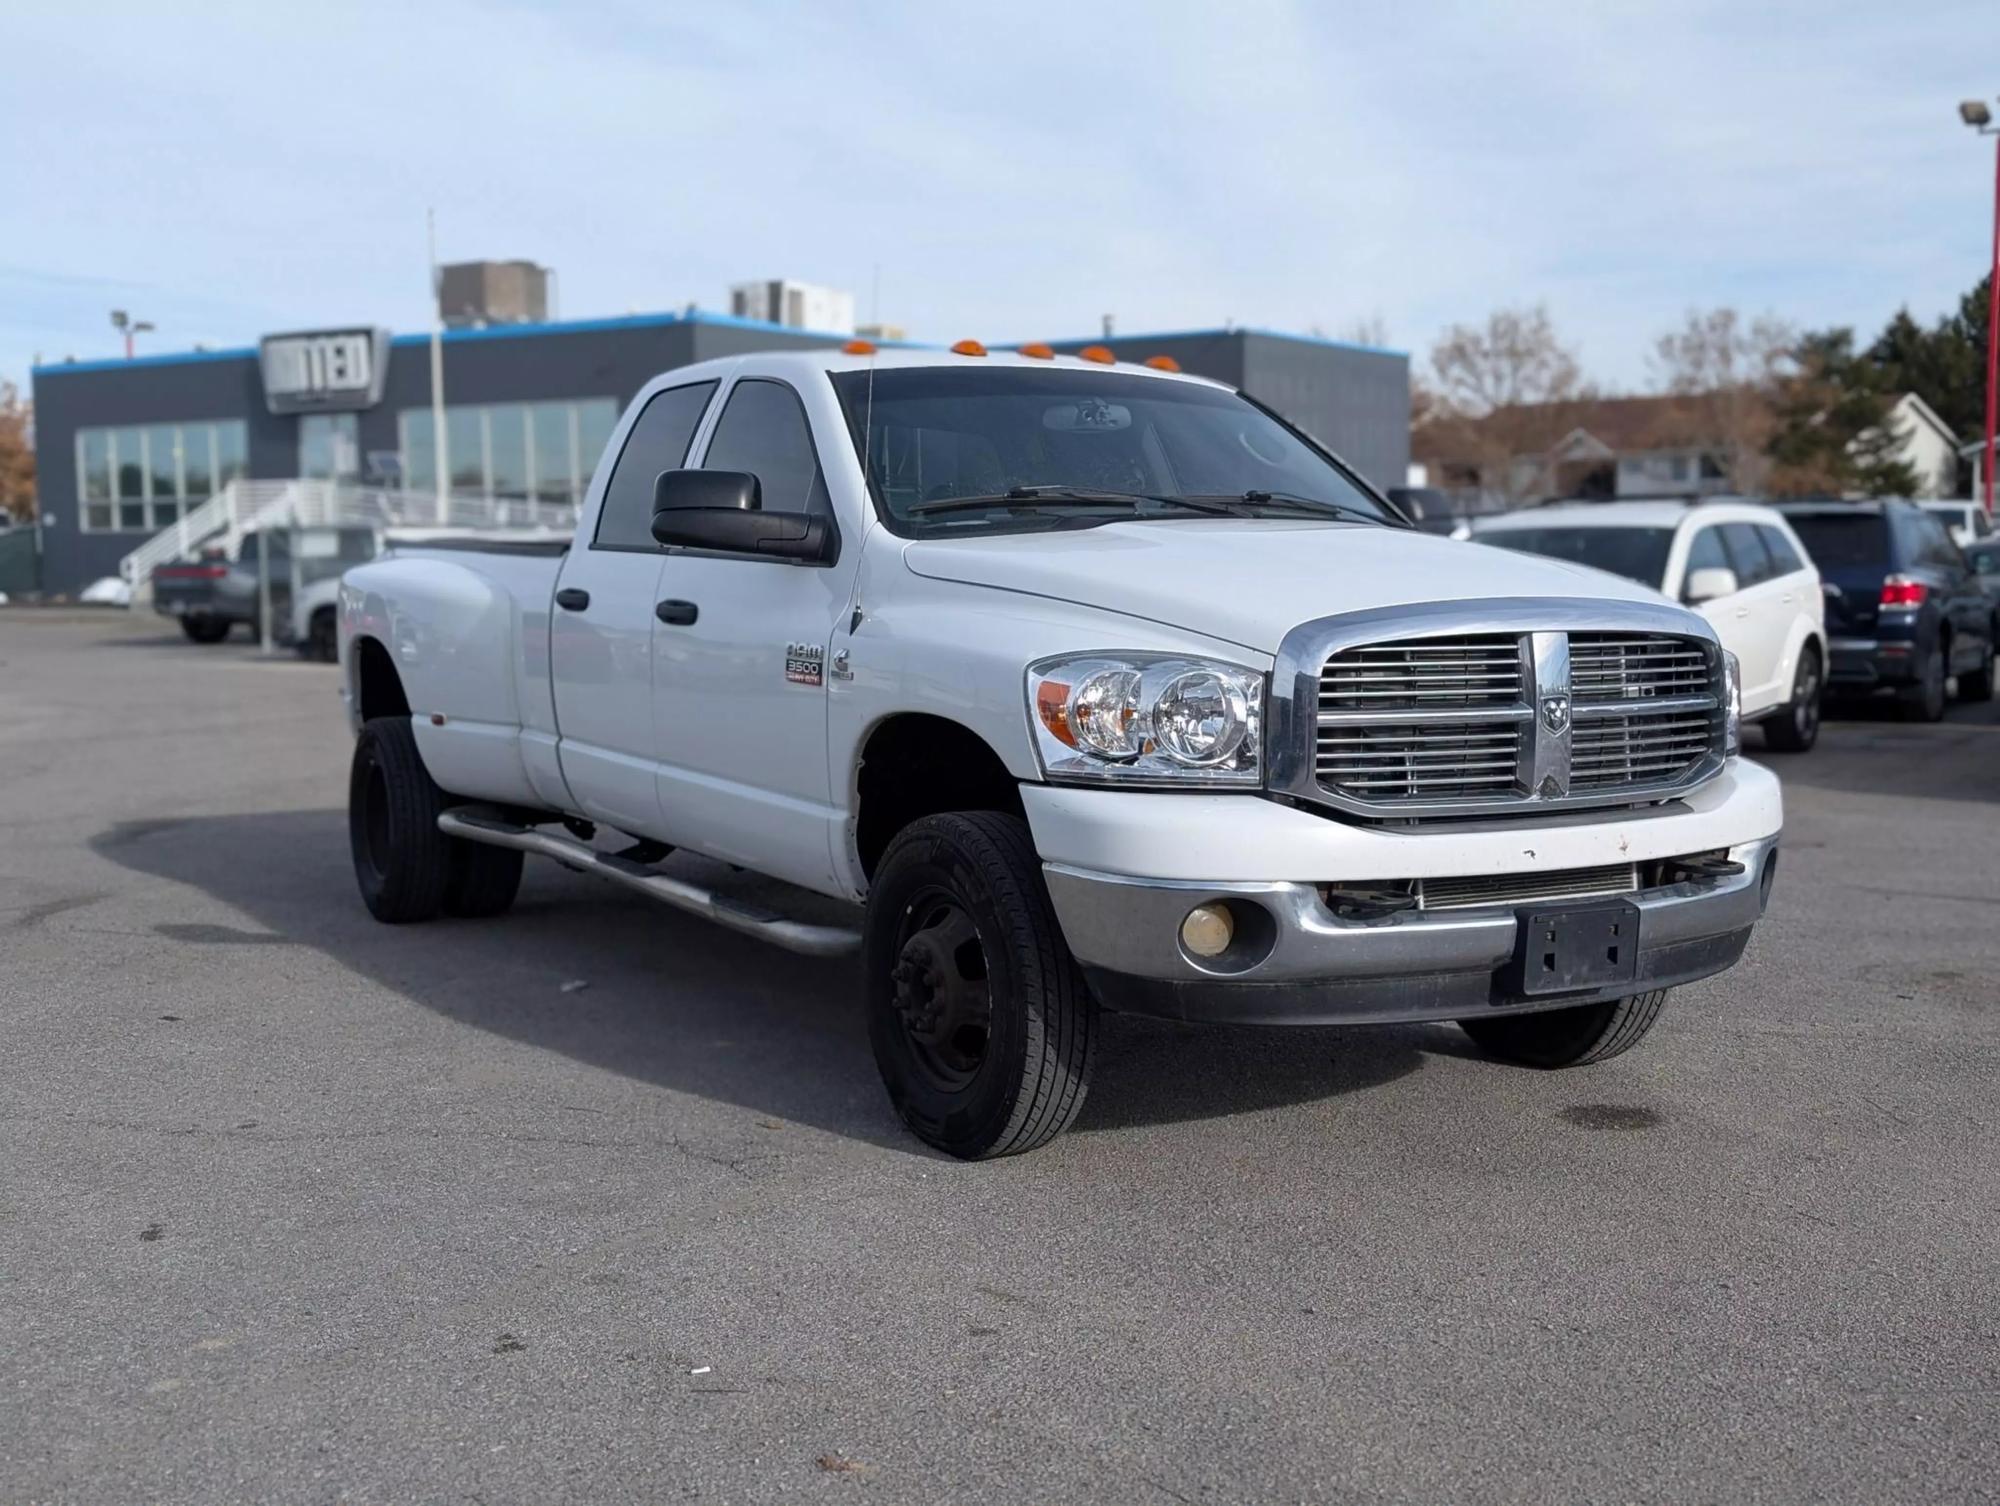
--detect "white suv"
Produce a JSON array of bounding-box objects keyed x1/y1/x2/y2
[{"x1": 1474, "y1": 500, "x2": 1827, "y2": 752}]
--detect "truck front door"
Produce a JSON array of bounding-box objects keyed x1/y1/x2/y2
[
  {"x1": 550, "y1": 380, "x2": 717, "y2": 834},
  {"x1": 647, "y1": 375, "x2": 861, "y2": 893}
]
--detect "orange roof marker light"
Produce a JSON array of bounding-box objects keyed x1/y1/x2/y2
[
  {"x1": 842, "y1": 339, "x2": 877, "y2": 355},
  {"x1": 1078, "y1": 344, "x2": 1116, "y2": 365},
  {"x1": 1019, "y1": 342, "x2": 1055, "y2": 359},
  {"x1": 950, "y1": 339, "x2": 988, "y2": 357},
  {"x1": 1143, "y1": 354, "x2": 1182, "y2": 372}
]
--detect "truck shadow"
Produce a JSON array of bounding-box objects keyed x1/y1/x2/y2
[{"x1": 90, "y1": 811, "x2": 1426, "y2": 1154}]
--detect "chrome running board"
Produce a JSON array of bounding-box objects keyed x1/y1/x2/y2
[{"x1": 437, "y1": 806, "x2": 861, "y2": 958}]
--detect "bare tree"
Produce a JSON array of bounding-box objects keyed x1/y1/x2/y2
[
  {"x1": 1340, "y1": 314, "x2": 1391, "y2": 350},
  {"x1": 1648, "y1": 308, "x2": 1794, "y2": 493},
  {"x1": 1424, "y1": 305, "x2": 1593, "y2": 501},
  {"x1": 0, "y1": 382, "x2": 33, "y2": 522}
]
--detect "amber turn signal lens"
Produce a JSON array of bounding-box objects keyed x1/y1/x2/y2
[
  {"x1": 842, "y1": 340, "x2": 877, "y2": 355},
  {"x1": 1143, "y1": 354, "x2": 1181, "y2": 372},
  {"x1": 1019, "y1": 342, "x2": 1055, "y2": 359},
  {"x1": 1078, "y1": 345, "x2": 1116, "y2": 364},
  {"x1": 951, "y1": 339, "x2": 987, "y2": 357},
  {"x1": 1034, "y1": 680, "x2": 1077, "y2": 748}
]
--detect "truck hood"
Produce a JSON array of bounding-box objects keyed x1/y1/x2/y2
[{"x1": 900, "y1": 520, "x2": 1672, "y2": 655}]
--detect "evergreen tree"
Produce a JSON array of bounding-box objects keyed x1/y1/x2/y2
[{"x1": 1766, "y1": 330, "x2": 1920, "y2": 498}]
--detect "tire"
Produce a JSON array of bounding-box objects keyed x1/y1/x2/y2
[
  {"x1": 348, "y1": 717, "x2": 453, "y2": 923},
  {"x1": 443, "y1": 842, "x2": 524, "y2": 918},
  {"x1": 302, "y1": 607, "x2": 338, "y2": 663},
  {"x1": 864, "y1": 812, "x2": 1097, "y2": 1159},
  {"x1": 1761, "y1": 646, "x2": 1822, "y2": 752},
  {"x1": 180, "y1": 617, "x2": 230, "y2": 644},
  {"x1": 1459, "y1": 990, "x2": 1669, "y2": 1068},
  {"x1": 1954, "y1": 632, "x2": 1994, "y2": 703},
  {"x1": 1899, "y1": 637, "x2": 1948, "y2": 722}
]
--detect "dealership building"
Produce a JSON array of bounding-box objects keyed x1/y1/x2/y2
[{"x1": 28, "y1": 300, "x2": 1410, "y2": 598}]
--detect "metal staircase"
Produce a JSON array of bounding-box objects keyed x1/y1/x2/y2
[{"x1": 118, "y1": 480, "x2": 578, "y2": 602}]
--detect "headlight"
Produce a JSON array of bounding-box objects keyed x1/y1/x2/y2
[
  {"x1": 1723, "y1": 650, "x2": 1742, "y2": 757},
  {"x1": 1027, "y1": 654, "x2": 1263, "y2": 786}
]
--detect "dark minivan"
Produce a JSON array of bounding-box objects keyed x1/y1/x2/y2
[{"x1": 1774, "y1": 500, "x2": 1995, "y2": 720}]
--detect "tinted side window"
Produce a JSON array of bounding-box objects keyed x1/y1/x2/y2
[
  {"x1": 1719, "y1": 522, "x2": 1774, "y2": 586},
  {"x1": 1917, "y1": 517, "x2": 1965, "y2": 571},
  {"x1": 700, "y1": 379, "x2": 829, "y2": 516},
  {"x1": 1758, "y1": 525, "x2": 1805, "y2": 577},
  {"x1": 593, "y1": 382, "x2": 717, "y2": 548},
  {"x1": 1683, "y1": 525, "x2": 1729, "y2": 577}
]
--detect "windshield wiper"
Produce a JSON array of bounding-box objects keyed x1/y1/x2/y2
[
  {"x1": 1192, "y1": 490, "x2": 1400, "y2": 526},
  {"x1": 908, "y1": 486, "x2": 1236, "y2": 518}
]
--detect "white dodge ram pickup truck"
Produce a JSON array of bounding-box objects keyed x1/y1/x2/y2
[{"x1": 339, "y1": 347, "x2": 1782, "y2": 1158}]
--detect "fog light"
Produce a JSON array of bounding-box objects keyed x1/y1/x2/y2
[{"x1": 1181, "y1": 903, "x2": 1234, "y2": 958}]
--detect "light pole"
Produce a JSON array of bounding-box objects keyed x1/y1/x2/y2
[
  {"x1": 1961, "y1": 99, "x2": 2000, "y2": 517},
  {"x1": 109, "y1": 308, "x2": 155, "y2": 359}
]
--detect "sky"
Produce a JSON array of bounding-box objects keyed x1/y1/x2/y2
[{"x1": 3, "y1": 0, "x2": 1996, "y2": 395}]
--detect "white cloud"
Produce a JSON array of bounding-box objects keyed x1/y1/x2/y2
[{"x1": 3, "y1": 0, "x2": 1994, "y2": 391}]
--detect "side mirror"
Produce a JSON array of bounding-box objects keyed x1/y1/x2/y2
[
  {"x1": 1684, "y1": 566, "x2": 1739, "y2": 604},
  {"x1": 650, "y1": 469, "x2": 832, "y2": 562}
]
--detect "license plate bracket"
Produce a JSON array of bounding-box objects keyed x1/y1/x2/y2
[{"x1": 1509, "y1": 901, "x2": 1641, "y2": 996}]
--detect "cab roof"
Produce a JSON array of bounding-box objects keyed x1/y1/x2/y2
[
  {"x1": 1476, "y1": 499, "x2": 1788, "y2": 532},
  {"x1": 659, "y1": 345, "x2": 1235, "y2": 389}
]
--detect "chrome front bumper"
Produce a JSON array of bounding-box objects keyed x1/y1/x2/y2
[{"x1": 1042, "y1": 835, "x2": 1778, "y2": 1026}]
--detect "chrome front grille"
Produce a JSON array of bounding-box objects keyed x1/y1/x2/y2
[
  {"x1": 1316, "y1": 721, "x2": 1523, "y2": 800},
  {"x1": 1571, "y1": 712, "x2": 1714, "y2": 788},
  {"x1": 1569, "y1": 634, "x2": 1711, "y2": 701},
  {"x1": 1282, "y1": 607, "x2": 1726, "y2": 821},
  {"x1": 1319, "y1": 635, "x2": 1523, "y2": 708}
]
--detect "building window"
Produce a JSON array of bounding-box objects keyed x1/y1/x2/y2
[
  {"x1": 300, "y1": 413, "x2": 360, "y2": 481},
  {"x1": 76, "y1": 420, "x2": 249, "y2": 533},
  {"x1": 398, "y1": 398, "x2": 619, "y2": 507}
]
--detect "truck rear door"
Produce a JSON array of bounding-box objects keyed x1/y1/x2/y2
[{"x1": 549, "y1": 380, "x2": 717, "y2": 834}]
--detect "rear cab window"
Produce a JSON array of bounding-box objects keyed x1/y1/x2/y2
[
  {"x1": 1482, "y1": 525, "x2": 1674, "y2": 589},
  {"x1": 593, "y1": 382, "x2": 718, "y2": 549}
]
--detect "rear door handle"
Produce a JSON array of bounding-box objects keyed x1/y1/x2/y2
[
  {"x1": 655, "y1": 599, "x2": 699, "y2": 626},
  {"x1": 555, "y1": 588, "x2": 590, "y2": 612}
]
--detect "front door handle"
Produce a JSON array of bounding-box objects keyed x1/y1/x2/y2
[
  {"x1": 556, "y1": 588, "x2": 590, "y2": 612},
  {"x1": 655, "y1": 599, "x2": 699, "y2": 626}
]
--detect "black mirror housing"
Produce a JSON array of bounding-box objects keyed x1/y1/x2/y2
[
  {"x1": 654, "y1": 468, "x2": 760, "y2": 514},
  {"x1": 651, "y1": 504, "x2": 833, "y2": 561}
]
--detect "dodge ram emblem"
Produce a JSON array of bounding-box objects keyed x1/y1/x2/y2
[
  {"x1": 785, "y1": 642, "x2": 825, "y2": 686},
  {"x1": 1539, "y1": 694, "x2": 1571, "y2": 735}
]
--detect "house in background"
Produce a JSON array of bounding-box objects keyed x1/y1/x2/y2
[
  {"x1": 1414, "y1": 395, "x2": 1737, "y2": 504},
  {"x1": 1878, "y1": 392, "x2": 1957, "y2": 498},
  {"x1": 1415, "y1": 390, "x2": 1960, "y2": 505}
]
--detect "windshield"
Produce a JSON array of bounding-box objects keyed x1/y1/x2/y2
[
  {"x1": 829, "y1": 367, "x2": 1395, "y2": 535},
  {"x1": 1480, "y1": 525, "x2": 1675, "y2": 588},
  {"x1": 1785, "y1": 512, "x2": 1888, "y2": 569}
]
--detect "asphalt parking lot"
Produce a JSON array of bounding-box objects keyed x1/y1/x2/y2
[{"x1": 2, "y1": 608, "x2": 1996, "y2": 1506}]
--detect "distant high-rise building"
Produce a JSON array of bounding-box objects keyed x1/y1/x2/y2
[
  {"x1": 729, "y1": 279, "x2": 855, "y2": 335},
  {"x1": 439, "y1": 261, "x2": 550, "y2": 328},
  {"x1": 854, "y1": 322, "x2": 907, "y2": 343}
]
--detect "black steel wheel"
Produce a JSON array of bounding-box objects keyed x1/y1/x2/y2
[
  {"x1": 349, "y1": 717, "x2": 452, "y2": 923},
  {"x1": 865, "y1": 812, "x2": 1096, "y2": 1159},
  {"x1": 1762, "y1": 646, "x2": 1822, "y2": 752},
  {"x1": 303, "y1": 607, "x2": 338, "y2": 663}
]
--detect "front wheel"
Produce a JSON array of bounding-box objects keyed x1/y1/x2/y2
[
  {"x1": 864, "y1": 812, "x2": 1097, "y2": 1159},
  {"x1": 1459, "y1": 990, "x2": 1669, "y2": 1068},
  {"x1": 180, "y1": 617, "x2": 231, "y2": 644},
  {"x1": 1954, "y1": 634, "x2": 1994, "y2": 703},
  {"x1": 1899, "y1": 638, "x2": 1948, "y2": 722},
  {"x1": 1762, "y1": 647, "x2": 1822, "y2": 752}
]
